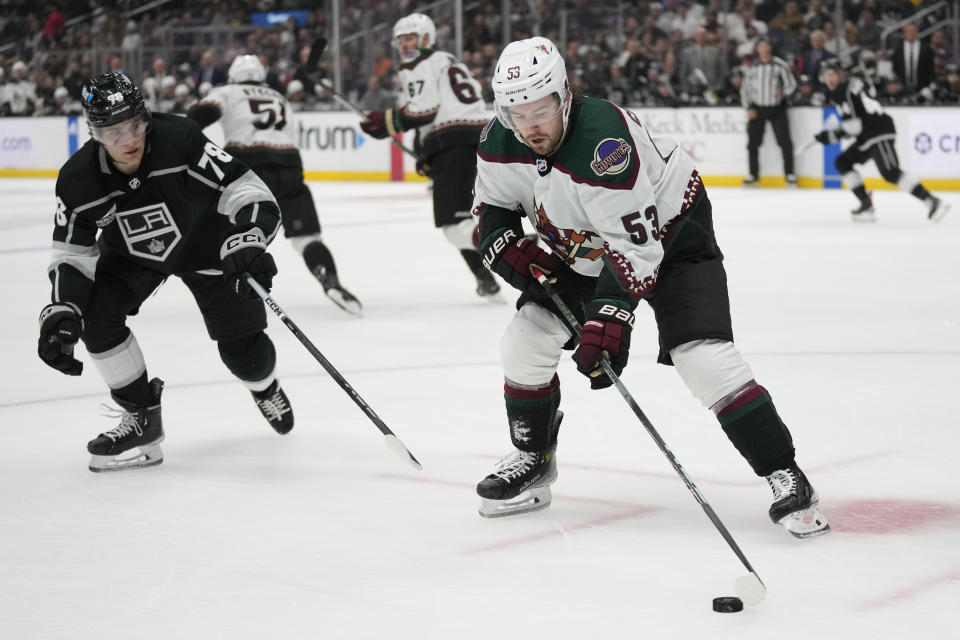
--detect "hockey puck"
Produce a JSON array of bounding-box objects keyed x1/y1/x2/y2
[{"x1": 712, "y1": 596, "x2": 744, "y2": 613}]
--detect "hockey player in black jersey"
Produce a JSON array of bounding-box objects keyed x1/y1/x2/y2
[
  {"x1": 187, "y1": 55, "x2": 362, "y2": 315},
  {"x1": 812, "y1": 58, "x2": 949, "y2": 223},
  {"x1": 38, "y1": 71, "x2": 294, "y2": 472}
]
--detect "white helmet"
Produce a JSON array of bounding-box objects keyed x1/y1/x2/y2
[
  {"x1": 228, "y1": 54, "x2": 266, "y2": 84},
  {"x1": 392, "y1": 13, "x2": 436, "y2": 52},
  {"x1": 492, "y1": 37, "x2": 571, "y2": 143}
]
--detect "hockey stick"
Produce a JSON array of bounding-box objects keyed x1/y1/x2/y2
[
  {"x1": 302, "y1": 38, "x2": 419, "y2": 160},
  {"x1": 316, "y1": 78, "x2": 419, "y2": 160},
  {"x1": 529, "y1": 265, "x2": 766, "y2": 605},
  {"x1": 245, "y1": 275, "x2": 423, "y2": 470},
  {"x1": 795, "y1": 138, "x2": 818, "y2": 156}
]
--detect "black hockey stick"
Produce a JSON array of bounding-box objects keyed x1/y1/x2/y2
[
  {"x1": 302, "y1": 36, "x2": 418, "y2": 160},
  {"x1": 316, "y1": 78, "x2": 419, "y2": 160},
  {"x1": 530, "y1": 265, "x2": 766, "y2": 605},
  {"x1": 245, "y1": 275, "x2": 423, "y2": 470}
]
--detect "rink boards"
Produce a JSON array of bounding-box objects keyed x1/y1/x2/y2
[{"x1": 1, "y1": 106, "x2": 958, "y2": 190}]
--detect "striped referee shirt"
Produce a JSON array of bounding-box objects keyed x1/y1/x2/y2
[{"x1": 740, "y1": 56, "x2": 797, "y2": 107}]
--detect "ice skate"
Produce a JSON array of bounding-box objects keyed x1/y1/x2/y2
[
  {"x1": 850, "y1": 194, "x2": 876, "y2": 223},
  {"x1": 742, "y1": 175, "x2": 758, "y2": 187},
  {"x1": 87, "y1": 378, "x2": 165, "y2": 473},
  {"x1": 478, "y1": 411, "x2": 563, "y2": 518},
  {"x1": 313, "y1": 267, "x2": 362, "y2": 316},
  {"x1": 785, "y1": 174, "x2": 797, "y2": 188},
  {"x1": 252, "y1": 380, "x2": 294, "y2": 434},
  {"x1": 767, "y1": 465, "x2": 830, "y2": 538},
  {"x1": 475, "y1": 268, "x2": 505, "y2": 303},
  {"x1": 928, "y1": 197, "x2": 949, "y2": 223}
]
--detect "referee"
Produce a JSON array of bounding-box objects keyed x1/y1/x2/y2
[{"x1": 741, "y1": 37, "x2": 797, "y2": 186}]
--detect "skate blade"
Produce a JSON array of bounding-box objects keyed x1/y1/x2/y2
[
  {"x1": 851, "y1": 212, "x2": 877, "y2": 223},
  {"x1": 479, "y1": 487, "x2": 552, "y2": 518},
  {"x1": 89, "y1": 443, "x2": 164, "y2": 473},
  {"x1": 325, "y1": 289, "x2": 363, "y2": 316},
  {"x1": 779, "y1": 504, "x2": 831, "y2": 538},
  {"x1": 930, "y1": 202, "x2": 950, "y2": 223},
  {"x1": 481, "y1": 292, "x2": 507, "y2": 305}
]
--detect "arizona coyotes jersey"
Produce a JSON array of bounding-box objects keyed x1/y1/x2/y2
[
  {"x1": 830, "y1": 77, "x2": 895, "y2": 144},
  {"x1": 49, "y1": 113, "x2": 280, "y2": 310},
  {"x1": 395, "y1": 48, "x2": 488, "y2": 156},
  {"x1": 197, "y1": 83, "x2": 297, "y2": 154},
  {"x1": 474, "y1": 96, "x2": 703, "y2": 300}
]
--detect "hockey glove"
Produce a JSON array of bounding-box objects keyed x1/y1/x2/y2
[
  {"x1": 220, "y1": 227, "x2": 278, "y2": 299},
  {"x1": 814, "y1": 130, "x2": 840, "y2": 145},
  {"x1": 360, "y1": 109, "x2": 396, "y2": 139},
  {"x1": 573, "y1": 299, "x2": 635, "y2": 390},
  {"x1": 481, "y1": 228, "x2": 563, "y2": 297},
  {"x1": 38, "y1": 302, "x2": 84, "y2": 376}
]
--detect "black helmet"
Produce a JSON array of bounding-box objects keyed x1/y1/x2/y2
[{"x1": 81, "y1": 71, "x2": 150, "y2": 130}]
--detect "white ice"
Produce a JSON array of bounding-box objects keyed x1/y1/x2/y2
[{"x1": 1, "y1": 179, "x2": 958, "y2": 640}]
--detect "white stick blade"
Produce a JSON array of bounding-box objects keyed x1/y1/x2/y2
[
  {"x1": 735, "y1": 573, "x2": 767, "y2": 605},
  {"x1": 384, "y1": 434, "x2": 422, "y2": 470}
]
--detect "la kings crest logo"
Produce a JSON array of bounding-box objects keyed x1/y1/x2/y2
[{"x1": 116, "y1": 202, "x2": 181, "y2": 262}]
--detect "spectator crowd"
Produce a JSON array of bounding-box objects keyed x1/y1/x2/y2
[{"x1": 1, "y1": 0, "x2": 957, "y2": 118}]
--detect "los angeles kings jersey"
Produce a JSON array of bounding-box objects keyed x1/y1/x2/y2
[
  {"x1": 196, "y1": 83, "x2": 301, "y2": 167},
  {"x1": 49, "y1": 112, "x2": 280, "y2": 310},
  {"x1": 395, "y1": 48, "x2": 489, "y2": 157},
  {"x1": 474, "y1": 96, "x2": 703, "y2": 300},
  {"x1": 829, "y1": 76, "x2": 896, "y2": 148}
]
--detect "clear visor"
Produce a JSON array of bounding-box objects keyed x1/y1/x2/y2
[
  {"x1": 495, "y1": 92, "x2": 565, "y2": 132},
  {"x1": 90, "y1": 112, "x2": 150, "y2": 146}
]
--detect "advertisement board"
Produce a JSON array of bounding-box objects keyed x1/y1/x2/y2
[
  {"x1": 907, "y1": 111, "x2": 960, "y2": 177},
  {"x1": 0, "y1": 120, "x2": 34, "y2": 167}
]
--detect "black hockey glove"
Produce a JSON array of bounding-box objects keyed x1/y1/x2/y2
[
  {"x1": 360, "y1": 109, "x2": 396, "y2": 139},
  {"x1": 38, "y1": 302, "x2": 84, "y2": 376},
  {"x1": 573, "y1": 299, "x2": 635, "y2": 390},
  {"x1": 220, "y1": 227, "x2": 277, "y2": 299},
  {"x1": 481, "y1": 228, "x2": 564, "y2": 297},
  {"x1": 814, "y1": 130, "x2": 840, "y2": 145}
]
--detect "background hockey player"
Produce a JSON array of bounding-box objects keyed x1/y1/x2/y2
[
  {"x1": 359, "y1": 12, "x2": 500, "y2": 301},
  {"x1": 188, "y1": 55, "x2": 362, "y2": 315},
  {"x1": 38, "y1": 71, "x2": 294, "y2": 472},
  {"x1": 473, "y1": 37, "x2": 830, "y2": 539},
  {"x1": 812, "y1": 57, "x2": 948, "y2": 223}
]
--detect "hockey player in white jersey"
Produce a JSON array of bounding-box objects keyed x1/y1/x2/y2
[
  {"x1": 360, "y1": 13, "x2": 500, "y2": 300},
  {"x1": 473, "y1": 37, "x2": 829, "y2": 539},
  {"x1": 188, "y1": 55, "x2": 362, "y2": 315}
]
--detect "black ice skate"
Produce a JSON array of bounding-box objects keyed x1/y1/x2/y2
[
  {"x1": 475, "y1": 268, "x2": 504, "y2": 302},
  {"x1": 87, "y1": 378, "x2": 165, "y2": 473},
  {"x1": 850, "y1": 194, "x2": 876, "y2": 223},
  {"x1": 766, "y1": 465, "x2": 830, "y2": 538},
  {"x1": 928, "y1": 196, "x2": 950, "y2": 223},
  {"x1": 477, "y1": 411, "x2": 563, "y2": 518},
  {"x1": 312, "y1": 266, "x2": 363, "y2": 316},
  {"x1": 252, "y1": 380, "x2": 294, "y2": 434}
]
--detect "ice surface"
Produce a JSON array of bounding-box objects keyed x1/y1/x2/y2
[{"x1": 1, "y1": 179, "x2": 958, "y2": 639}]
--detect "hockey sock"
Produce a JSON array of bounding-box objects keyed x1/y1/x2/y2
[
  {"x1": 852, "y1": 185, "x2": 870, "y2": 204},
  {"x1": 460, "y1": 249, "x2": 487, "y2": 278},
  {"x1": 505, "y1": 374, "x2": 561, "y2": 451},
  {"x1": 910, "y1": 183, "x2": 933, "y2": 202},
  {"x1": 218, "y1": 332, "x2": 277, "y2": 392},
  {"x1": 302, "y1": 240, "x2": 338, "y2": 284},
  {"x1": 713, "y1": 381, "x2": 796, "y2": 476}
]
